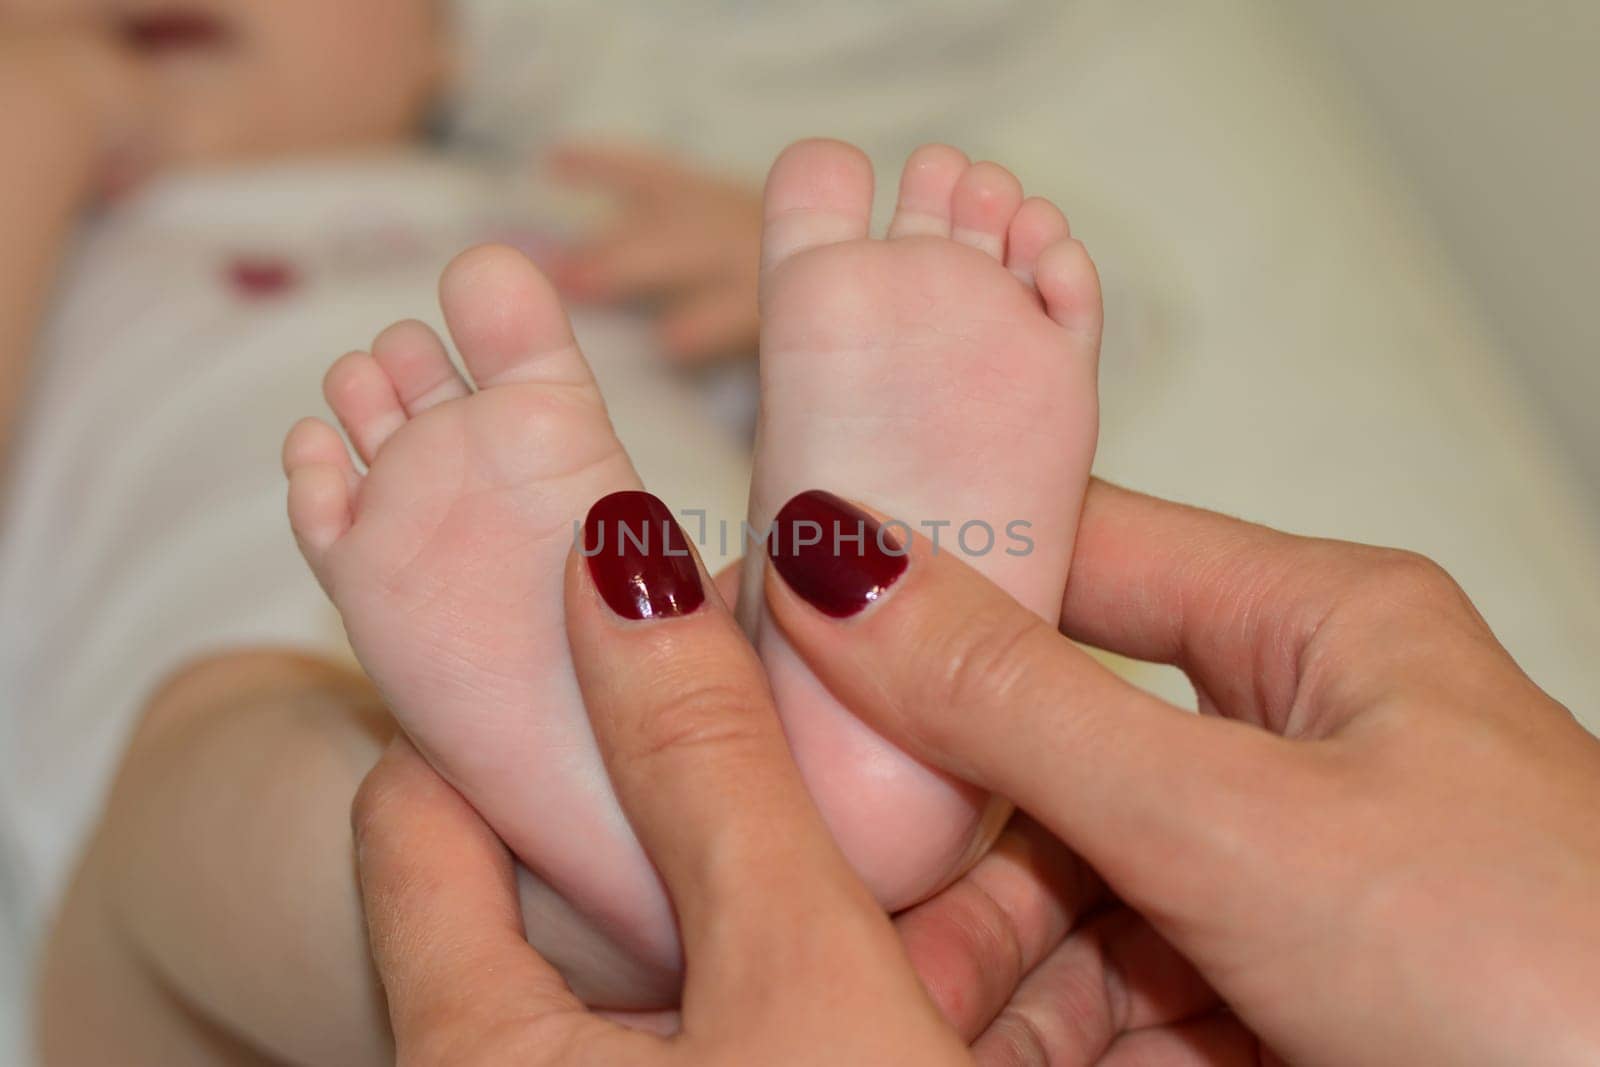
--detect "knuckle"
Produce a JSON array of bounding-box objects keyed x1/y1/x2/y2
[
  {"x1": 949, "y1": 880, "x2": 1028, "y2": 1002},
  {"x1": 1347, "y1": 547, "x2": 1470, "y2": 617},
  {"x1": 908, "y1": 879, "x2": 1030, "y2": 1027},
  {"x1": 984, "y1": 1006, "x2": 1053, "y2": 1067},
  {"x1": 929, "y1": 603, "x2": 1057, "y2": 735},
  {"x1": 615, "y1": 669, "x2": 771, "y2": 768}
]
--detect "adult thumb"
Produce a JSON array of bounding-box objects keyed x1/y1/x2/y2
[{"x1": 761, "y1": 491, "x2": 1310, "y2": 921}]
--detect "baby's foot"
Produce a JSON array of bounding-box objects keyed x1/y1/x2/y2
[
  {"x1": 742, "y1": 140, "x2": 1103, "y2": 910},
  {"x1": 282, "y1": 246, "x2": 679, "y2": 1002}
]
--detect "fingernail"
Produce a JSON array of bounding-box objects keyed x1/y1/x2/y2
[
  {"x1": 583, "y1": 491, "x2": 705, "y2": 621},
  {"x1": 769, "y1": 490, "x2": 907, "y2": 618}
]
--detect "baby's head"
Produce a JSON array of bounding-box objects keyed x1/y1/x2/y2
[{"x1": 14, "y1": 0, "x2": 451, "y2": 169}]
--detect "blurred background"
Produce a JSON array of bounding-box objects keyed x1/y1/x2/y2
[
  {"x1": 2, "y1": 0, "x2": 1597, "y2": 1058},
  {"x1": 1302, "y1": 0, "x2": 1600, "y2": 484}
]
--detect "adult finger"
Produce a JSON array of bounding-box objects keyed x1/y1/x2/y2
[
  {"x1": 1060, "y1": 480, "x2": 1497, "y2": 728},
  {"x1": 761, "y1": 491, "x2": 1306, "y2": 911},
  {"x1": 602, "y1": 816, "x2": 1102, "y2": 1042},
  {"x1": 352, "y1": 739, "x2": 615, "y2": 1060},
  {"x1": 1096, "y1": 1015, "x2": 1264, "y2": 1067},
  {"x1": 972, "y1": 908, "x2": 1219, "y2": 1064},
  {"x1": 565, "y1": 491, "x2": 920, "y2": 1008},
  {"x1": 895, "y1": 815, "x2": 1105, "y2": 1040}
]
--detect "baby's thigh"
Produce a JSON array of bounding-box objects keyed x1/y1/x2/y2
[
  {"x1": 38, "y1": 648, "x2": 396, "y2": 1066},
  {"x1": 37, "y1": 649, "x2": 681, "y2": 1064}
]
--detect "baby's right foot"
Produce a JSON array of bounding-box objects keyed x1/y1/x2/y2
[{"x1": 283, "y1": 246, "x2": 680, "y2": 1004}]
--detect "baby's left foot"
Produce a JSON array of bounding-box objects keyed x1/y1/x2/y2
[{"x1": 742, "y1": 140, "x2": 1104, "y2": 911}]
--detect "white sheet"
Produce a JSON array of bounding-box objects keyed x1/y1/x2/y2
[{"x1": 981, "y1": 1, "x2": 1600, "y2": 720}]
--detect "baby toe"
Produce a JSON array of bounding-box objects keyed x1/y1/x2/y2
[
  {"x1": 1035, "y1": 239, "x2": 1104, "y2": 345},
  {"x1": 888, "y1": 143, "x2": 969, "y2": 239},
  {"x1": 1006, "y1": 197, "x2": 1071, "y2": 287},
  {"x1": 323, "y1": 351, "x2": 406, "y2": 465},
  {"x1": 371, "y1": 319, "x2": 469, "y2": 415},
  {"x1": 951, "y1": 161, "x2": 1024, "y2": 261}
]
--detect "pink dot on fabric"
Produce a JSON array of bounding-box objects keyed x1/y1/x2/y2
[{"x1": 227, "y1": 256, "x2": 299, "y2": 299}]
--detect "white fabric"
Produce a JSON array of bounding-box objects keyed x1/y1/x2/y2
[
  {"x1": 976, "y1": 1, "x2": 1600, "y2": 721},
  {"x1": 448, "y1": 0, "x2": 1051, "y2": 171}
]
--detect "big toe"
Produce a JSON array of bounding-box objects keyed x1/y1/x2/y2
[
  {"x1": 440, "y1": 244, "x2": 595, "y2": 390},
  {"x1": 761, "y1": 138, "x2": 876, "y2": 272}
]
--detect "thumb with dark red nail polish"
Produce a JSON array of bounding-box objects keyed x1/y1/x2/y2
[
  {"x1": 768, "y1": 490, "x2": 908, "y2": 618},
  {"x1": 583, "y1": 490, "x2": 705, "y2": 621}
]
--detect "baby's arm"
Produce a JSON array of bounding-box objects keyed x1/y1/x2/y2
[
  {"x1": 0, "y1": 28, "x2": 148, "y2": 474},
  {"x1": 549, "y1": 144, "x2": 763, "y2": 365},
  {"x1": 36, "y1": 650, "x2": 397, "y2": 1067}
]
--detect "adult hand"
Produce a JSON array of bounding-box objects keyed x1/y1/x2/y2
[
  {"x1": 547, "y1": 144, "x2": 762, "y2": 364},
  {"x1": 762, "y1": 481, "x2": 1600, "y2": 1065},
  {"x1": 353, "y1": 492, "x2": 1151, "y2": 1064}
]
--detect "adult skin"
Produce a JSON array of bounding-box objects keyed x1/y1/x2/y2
[
  {"x1": 356, "y1": 481, "x2": 1600, "y2": 1064},
  {"x1": 354, "y1": 490, "x2": 1234, "y2": 1064}
]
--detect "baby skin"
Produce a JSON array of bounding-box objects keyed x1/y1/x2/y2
[{"x1": 283, "y1": 138, "x2": 1103, "y2": 1008}]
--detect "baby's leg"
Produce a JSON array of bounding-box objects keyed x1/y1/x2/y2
[
  {"x1": 36, "y1": 649, "x2": 650, "y2": 1065},
  {"x1": 37, "y1": 650, "x2": 393, "y2": 1065}
]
